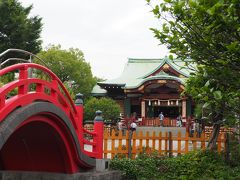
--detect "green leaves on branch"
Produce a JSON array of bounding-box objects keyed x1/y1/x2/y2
[
  {"x1": 84, "y1": 97, "x2": 120, "y2": 122},
  {"x1": 226, "y1": 41, "x2": 239, "y2": 52},
  {"x1": 206, "y1": 0, "x2": 224, "y2": 15},
  {"x1": 147, "y1": 0, "x2": 240, "y2": 69},
  {"x1": 36, "y1": 45, "x2": 96, "y2": 98},
  {"x1": 213, "y1": 91, "x2": 222, "y2": 100},
  {"x1": 152, "y1": 5, "x2": 160, "y2": 16},
  {"x1": 169, "y1": 54, "x2": 173, "y2": 60},
  {"x1": 147, "y1": 0, "x2": 240, "y2": 128},
  {"x1": 0, "y1": 0, "x2": 42, "y2": 53},
  {"x1": 202, "y1": 102, "x2": 210, "y2": 109},
  {"x1": 204, "y1": 80, "x2": 210, "y2": 87}
]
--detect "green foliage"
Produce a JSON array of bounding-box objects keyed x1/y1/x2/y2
[
  {"x1": 0, "y1": 72, "x2": 14, "y2": 84},
  {"x1": 110, "y1": 150, "x2": 240, "y2": 180},
  {"x1": 0, "y1": 72, "x2": 17, "y2": 97},
  {"x1": 36, "y1": 45, "x2": 96, "y2": 98},
  {"x1": 84, "y1": 97, "x2": 120, "y2": 122},
  {"x1": 193, "y1": 104, "x2": 202, "y2": 119},
  {"x1": 110, "y1": 152, "x2": 161, "y2": 180},
  {"x1": 184, "y1": 66, "x2": 240, "y2": 126},
  {"x1": 148, "y1": 0, "x2": 240, "y2": 67},
  {"x1": 227, "y1": 135, "x2": 240, "y2": 167},
  {"x1": 147, "y1": 0, "x2": 240, "y2": 141},
  {"x1": 160, "y1": 151, "x2": 226, "y2": 179},
  {"x1": 0, "y1": 0, "x2": 42, "y2": 53},
  {"x1": 63, "y1": 81, "x2": 75, "y2": 100}
]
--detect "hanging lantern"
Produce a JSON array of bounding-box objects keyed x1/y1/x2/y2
[
  {"x1": 154, "y1": 101, "x2": 157, "y2": 105},
  {"x1": 158, "y1": 100, "x2": 161, "y2": 106},
  {"x1": 148, "y1": 100, "x2": 151, "y2": 106},
  {"x1": 176, "y1": 100, "x2": 179, "y2": 106},
  {"x1": 168, "y1": 100, "x2": 170, "y2": 106}
]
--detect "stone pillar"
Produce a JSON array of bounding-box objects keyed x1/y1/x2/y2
[{"x1": 141, "y1": 100, "x2": 145, "y2": 117}]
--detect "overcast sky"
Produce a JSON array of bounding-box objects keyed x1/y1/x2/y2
[{"x1": 21, "y1": 0, "x2": 168, "y2": 79}]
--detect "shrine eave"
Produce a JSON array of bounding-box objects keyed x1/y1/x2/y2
[
  {"x1": 123, "y1": 75, "x2": 186, "y2": 90},
  {"x1": 97, "y1": 82, "x2": 125, "y2": 88}
]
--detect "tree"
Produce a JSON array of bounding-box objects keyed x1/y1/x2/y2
[
  {"x1": 36, "y1": 45, "x2": 96, "y2": 98},
  {"x1": 84, "y1": 97, "x2": 120, "y2": 122},
  {"x1": 147, "y1": 0, "x2": 240, "y2": 149},
  {"x1": 0, "y1": 0, "x2": 42, "y2": 54},
  {"x1": 185, "y1": 66, "x2": 240, "y2": 148}
]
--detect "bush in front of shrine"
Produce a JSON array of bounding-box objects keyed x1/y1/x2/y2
[
  {"x1": 110, "y1": 150, "x2": 240, "y2": 179},
  {"x1": 84, "y1": 97, "x2": 120, "y2": 123}
]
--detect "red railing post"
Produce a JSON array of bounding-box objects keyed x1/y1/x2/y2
[
  {"x1": 75, "y1": 93, "x2": 84, "y2": 123},
  {"x1": 18, "y1": 66, "x2": 28, "y2": 95},
  {"x1": 75, "y1": 93, "x2": 84, "y2": 148},
  {"x1": 93, "y1": 110, "x2": 104, "y2": 159}
]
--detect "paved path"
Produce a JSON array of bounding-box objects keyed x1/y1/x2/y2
[{"x1": 136, "y1": 127, "x2": 186, "y2": 137}]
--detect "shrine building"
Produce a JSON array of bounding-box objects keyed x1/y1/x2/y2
[{"x1": 91, "y1": 57, "x2": 194, "y2": 123}]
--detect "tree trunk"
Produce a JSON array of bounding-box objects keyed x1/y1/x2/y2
[{"x1": 207, "y1": 123, "x2": 221, "y2": 150}]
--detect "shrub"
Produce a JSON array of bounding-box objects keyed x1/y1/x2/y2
[
  {"x1": 228, "y1": 136, "x2": 240, "y2": 167},
  {"x1": 84, "y1": 97, "x2": 120, "y2": 122},
  {"x1": 160, "y1": 151, "x2": 226, "y2": 179},
  {"x1": 110, "y1": 150, "x2": 240, "y2": 180},
  {"x1": 110, "y1": 152, "x2": 161, "y2": 180}
]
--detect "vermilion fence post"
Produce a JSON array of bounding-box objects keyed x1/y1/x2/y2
[
  {"x1": 75, "y1": 93, "x2": 84, "y2": 148},
  {"x1": 75, "y1": 93, "x2": 84, "y2": 123},
  {"x1": 18, "y1": 66, "x2": 28, "y2": 95},
  {"x1": 93, "y1": 110, "x2": 104, "y2": 159}
]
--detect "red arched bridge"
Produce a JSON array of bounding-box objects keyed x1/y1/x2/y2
[{"x1": 0, "y1": 49, "x2": 103, "y2": 173}]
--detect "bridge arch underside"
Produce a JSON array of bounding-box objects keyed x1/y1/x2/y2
[{"x1": 0, "y1": 102, "x2": 95, "y2": 173}]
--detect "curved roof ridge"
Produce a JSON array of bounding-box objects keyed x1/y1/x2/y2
[
  {"x1": 128, "y1": 57, "x2": 163, "y2": 60},
  {"x1": 124, "y1": 75, "x2": 185, "y2": 89},
  {"x1": 140, "y1": 57, "x2": 189, "y2": 79},
  {"x1": 128, "y1": 58, "x2": 163, "y2": 63},
  {"x1": 165, "y1": 58, "x2": 189, "y2": 77},
  {"x1": 139, "y1": 57, "x2": 167, "y2": 78}
]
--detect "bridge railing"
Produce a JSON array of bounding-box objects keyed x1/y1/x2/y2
[
  {"x1": 0, "y1": 49, "x2": 104, "y2": 160},
  {"x1": 0, "y1": 63, "x2": 104, "y2": 159},
  {"x1": 74, "y1": 95, "x2": 103, "y2": 159},
  {"x1": 0, "y1": 63, "x2": 78, "y2": 124}
]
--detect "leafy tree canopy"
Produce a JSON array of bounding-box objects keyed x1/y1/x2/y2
[
  {"x1": 148, "y1": 0, "x2": 240, "y2": 71},
  {"x1": 36, "y1": 45, "x2": 96, "y2": 98},
  {"x1": 147, "y1": 0, "x2": 240, "y2": 148},
  {"x1": 84, "y1": 97, "x2": 120, "y2": 122},
  {"x1": 0, "y1": 0, "x2": 42, "y2": 54}
]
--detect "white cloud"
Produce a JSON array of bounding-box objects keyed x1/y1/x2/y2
[{"x1": 21, "y1": 0, "x2": 168, "y2": 79}]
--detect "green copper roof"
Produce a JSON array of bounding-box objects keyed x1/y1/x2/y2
[
  {"x1": 97, "y1": 57, "x2": 194, "y2": 90},
  {"x1": 91, "y1": 84, "x2": 107, "y2": 96},
  {"x1": 140, "y1": 57, "x2": 190, "y2": 78}
]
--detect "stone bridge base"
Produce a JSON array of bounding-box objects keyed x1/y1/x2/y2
[{"x1": 0, "y1": 170, "x2": 122, "y2": 180}]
